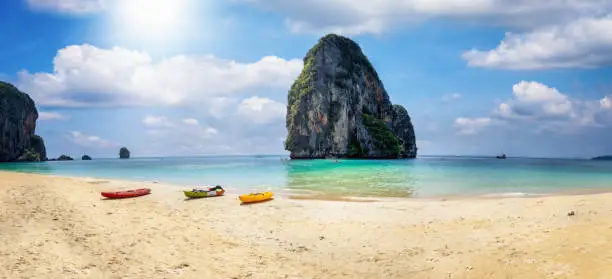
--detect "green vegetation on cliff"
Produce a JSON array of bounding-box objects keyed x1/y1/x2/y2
[
  {"x1": 285, "y1": 34, "x2": 379, "y2": 152},
  {"x1": 284, "y1": 33, "x2": 417, "y2": 159},
  {"x1": 361, "y1": 113, "x2": 401, "y2": 156},
  {"x1": 17, "y1": 148, "x2": 42, "y2": 162},
  {"x1": 285, "y1": 39, "x2": 319, "y2": 151},
  {"x1": 30, "y1": 134, "x2": 46, "y2": 161}
]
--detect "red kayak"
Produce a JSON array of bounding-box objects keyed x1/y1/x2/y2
[{"x1": 101, "y1": 188, "x2": 151, "y2": 199}]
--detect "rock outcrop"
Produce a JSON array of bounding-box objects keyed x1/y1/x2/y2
[
  {"x1": 592, "y1": 155, "x2": 612, "y2": 160},
  {"x1": 0, "y1": 81, "x2": 47, "y2": 162},
  {"x1": 82, "y1": 155, "x2": 92, "y2": 160},
  {"x1": 119, "y1": 147, "x2": 130, "y2": 159},
  {"x1": 284, "y1": 34, "x2": 417, "y2": 159},
  {"x1": 56, "y1": 155, "x2": 73, "y2": 161}
]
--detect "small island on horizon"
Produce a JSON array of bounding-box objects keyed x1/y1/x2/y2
[{"x1": 592, "y1": 155, "x2": 612, "y2": 161}]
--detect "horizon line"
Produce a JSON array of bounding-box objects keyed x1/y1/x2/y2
[{"x1": 40, "y1": 154, "x2": 603, "y2": 160}]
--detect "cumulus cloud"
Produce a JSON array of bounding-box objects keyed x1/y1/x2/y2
[
  {"x1": 493, "y1": 81, "x2": 576, "y2": 121},
  {"x1": 68, "y1": 131, "x2": 114, "y2": 147},
  {"x1": 458, "y1": 81, "x2": 612, "y2": 135},
  {"x1": 237, "y1": 1, "x2": 612, "y2": 70},
  {"x1": 238, "y1": 0, "x2": 612, "y2": 35},
  {"x1": 39, "y1": 111, "x2": 69, "y2": 121},
  {"x1": 494, "y1": 81, "x2": 585, "y2": 120},
  {"x1": 452, "y1": 81, "x2": 612, "y2": 135},
  {"x1": 15, "y1": 44, "x2": 303, "y2": 108},
  {"x1": 453, "y1": 117, "x2": 492, "y2": 135},
  {"x1": 600, "y1": 96, "x2": 612, "y2": 109},
  {"x1": 236, "y1": 96, "x2": 286, "y2": 124},
  {"x1": 463, "y1": 17, "x2": 612, "y2": 70},
  {"x1": 26, "y1": 0, "x2": 105, "y2": 14}
]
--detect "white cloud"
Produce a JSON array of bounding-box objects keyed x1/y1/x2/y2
[
  {"x1": 39, "y1": 111, "x2": 69, "y2": 121},
  {"x1": 453, "y1": 117, "x2": 492, "y2": 135},
  {"x1": 26, "y1": 0, "x2": 105, "y2": 14},
  {"x1": 236, "y1": 96, "x2": 286, "y2": 124},
  {"x1": 182, "y1": 118, "x2": 199, "y2": 125},
  {"x1": 143, "y1": 115, "x2": 174, "y2": 128},
  {"x1": 239, "y1": 1, "x2": 612, "y2": 70},
  {"x1": 463, "y1": 17, "x2": 612, "y2": 70},
  {"x1": 512, "y1": 81, "x2": 567, "y2": 104},
  {"x1": 494, "y1": 81, "x2": 575, "y2": 121},
  {"x1": 141, "y1": 115, "x2": 224, "y2": 155},
  {"x1": 15, "y1": 44, "x2": 303, "y2": 108},
  {"x1": 142, "y1": 115, "x2": 217, "y2": 137},
  {"x1": 442, "y1": 93, "x2": 462, "y2": 102},
  {"x1": 206, "y1": 97, "x2": 240, "y2": 118},
  {"x1": 238, "y1": 0, "x2": 612, "y2": 35},
  {"x1": 600, "y1": 96, "x2": 612, "y2": 109},
  {"x1": 68, "y1": 131, "x2": 114, "y2": 147},
  {"x1": 456, "y1": 81, "x2": 612, "y2": 135}
]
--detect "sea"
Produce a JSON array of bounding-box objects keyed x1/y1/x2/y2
[{"x1": 2, "y1": 155, "x2": 612, "y2": 199}]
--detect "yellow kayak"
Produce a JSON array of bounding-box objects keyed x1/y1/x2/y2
[{"x1": 239, "y1": 191, "x2": 274, "y2": 203}]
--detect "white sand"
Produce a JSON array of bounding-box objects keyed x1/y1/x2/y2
[{"x1": 2, "y1": 171, "x2": 612, "y2": 278}]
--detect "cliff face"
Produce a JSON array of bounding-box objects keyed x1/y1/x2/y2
[
  {"x1": 0, "y1": 81, "x2": 46, "y2": 162},
  {"x1": 285, "y1": 34, "x2": 417, "y2": 159}
]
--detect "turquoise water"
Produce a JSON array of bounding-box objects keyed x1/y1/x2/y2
[{"x1": 2, "y1": 156, "x2": 612, "y2": 198}]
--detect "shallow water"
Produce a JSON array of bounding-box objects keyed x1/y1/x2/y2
[{"x1": 2, "y1": 155, "x2": 612, "y2": 198}]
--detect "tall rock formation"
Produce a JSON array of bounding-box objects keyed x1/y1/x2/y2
[
  {"x1": 285, "y1": 34, "x2": 417, "y2": 159},
  {"x1": 0, "y1": 81, "x2": 47, "y2": 162}
]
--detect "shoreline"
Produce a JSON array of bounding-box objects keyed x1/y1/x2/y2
[
  {"x1": 4, "y1": 169, "x2": 612, "y2": 202},
  {"x1": 4, "y1": 171, "x2": 612, "y2": 278}
]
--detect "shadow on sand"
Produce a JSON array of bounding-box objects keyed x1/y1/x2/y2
[
  {"x1": 100, "y1": 194, "x2": 151, "y2": 201},
  {"x1": 183, "y1": 195, "x2": 225, "y2": 202},
  {"x1": 239, "y1": 198, "x2": 274, "y2": 206}
]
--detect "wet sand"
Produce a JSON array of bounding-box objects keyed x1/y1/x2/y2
[{"x1": 2, "y1": 171, "x2": 612, "y2": 278}]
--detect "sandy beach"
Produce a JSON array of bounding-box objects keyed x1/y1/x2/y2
[{"x1": 2, "y1": 171, "x2": 612, "y2": 278}]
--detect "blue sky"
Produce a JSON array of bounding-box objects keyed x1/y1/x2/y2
[{"x1": 2, "y1": 0, "x2": 612, "y2": 159}]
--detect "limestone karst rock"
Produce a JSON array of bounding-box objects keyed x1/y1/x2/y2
[
  {"x1": 0, "y1": 81, "x2": 47, "y2": 162},
  {"x1": 284, "y1": 34, "x2": 417, "y2": 159}
]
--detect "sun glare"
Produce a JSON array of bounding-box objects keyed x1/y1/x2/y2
[{"x1": 108, "y1": 0, "x2": 204, "y2": 50}]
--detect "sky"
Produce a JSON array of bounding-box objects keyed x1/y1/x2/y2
[{"x1": 2, "y1": 0, "x2": 612, "y2": 159}]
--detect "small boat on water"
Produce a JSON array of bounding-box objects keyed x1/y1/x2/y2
[
  {"x1": 101, "y1": 188, "x2": 151, "y2": 199},
  {"x1": 239, "y1": 191, "x2": 274, "y2": 203},
  {"x1": 184, "y1": 185, "x2": 225, "y2": 198},
  {"x1": 496, "y1": 153, "x2": 507, "y2": 159}
]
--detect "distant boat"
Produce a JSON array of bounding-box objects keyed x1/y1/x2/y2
[{"x1": 496, "y1": 154, "x2": 507, "y2": 159}]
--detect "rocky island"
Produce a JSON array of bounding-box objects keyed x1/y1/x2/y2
[
  {"x1": 0, "y1": 81, "x2": 46, "y2": 162},
  {"x1": 119, "y1": 147, "x2": 130, "y2": 159},
  {"x1": 284, "y1": 34, "x2": 417, "y2": 159},
  {"x1": 592, "y1": 155, "x2": 612, "y2": 161},
  {"x1": 55, "y1": 155, "x2": 74, "y2": 161}
]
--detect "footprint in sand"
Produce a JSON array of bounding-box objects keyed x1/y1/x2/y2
[{"x1": 400, "y1": 247, "x2": 424, "y2": 257}]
